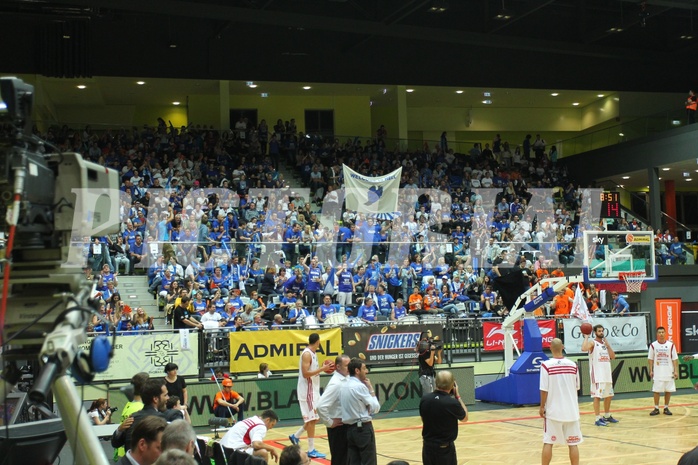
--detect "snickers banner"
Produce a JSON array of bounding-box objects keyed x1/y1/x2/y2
[
  {"x1": 342, "y1": 323, "x2": 443, "y2": 366},
  {"x1": 656, "y1": 299, "x2": 682, "y2": 352}
]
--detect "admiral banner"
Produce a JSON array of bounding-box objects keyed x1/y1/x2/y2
[
  {"x1": 341, "y1": 324, "x2": 444, "y2": 365},
  {"x1": 229, "y1": 328, "x2": 342, "y2": 373},
  {"x1": 83, "y1": 331, "x2": 199, "y2": 382},
  {"x1": 562, "y1": 316, "x2": 648, "y2": 354}
]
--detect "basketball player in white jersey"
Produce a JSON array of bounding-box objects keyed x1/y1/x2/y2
[
  {"x1": 581, "y1": 324, "x2": 618, "y2": 426},
  {"x1": 540, "y1": 338, "x2": 582, "y2": 465},
  {"x1": 289, "y1": 332, "x2": 332, "y2": 459},
  {"x1": 648, "y1": 326, "x2": 679, "y2": 416}
]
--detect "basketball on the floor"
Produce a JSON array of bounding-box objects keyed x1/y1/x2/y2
[
  {"x1": 323, "y1": 359, "x2": 336, "y2": 374},
  {"x1": 580, "y1": 322, "x2": 593, "y2": 335}
]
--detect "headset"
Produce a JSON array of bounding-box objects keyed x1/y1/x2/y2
[{"x1": 72, "y1": 309, "x2": 116, "y2": 383}]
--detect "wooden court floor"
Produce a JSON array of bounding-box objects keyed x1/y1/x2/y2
[{"x1": 260, "y1": 390, "x2": 698, "y2": 465}]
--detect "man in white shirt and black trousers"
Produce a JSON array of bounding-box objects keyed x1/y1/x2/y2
[
  {"x1": 419, "y1": 371, "x2": 467, "y2": 465},
  {"x1": 317, "y1": 354, "x2": 351, "y2": 465},
  {"x1": 340, "y1": 358, "x2": 381, "y2": 465}
]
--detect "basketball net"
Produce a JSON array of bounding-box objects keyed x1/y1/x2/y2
[{"x1": 620, "y1": 271, "x2": 646, "y2": 293}]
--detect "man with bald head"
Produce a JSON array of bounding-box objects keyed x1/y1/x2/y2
[
  {"x1": 539, "y1": 338, "x2": 582, "y2": 465},
  {"x1": 419, "y1": 370, "x2": 467, "y2": 465}
]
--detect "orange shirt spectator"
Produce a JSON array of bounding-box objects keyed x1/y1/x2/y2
[
  {"x1": 423, "y1": 290, "x2": 439, "y2": 311},
  {"x1": 409, "y1": 287, "x2": 423, "y2": 312},
  {"x1": 552, "y1": 288, "x2": 574, "y2": 318},
  {"x1": 550, "y1": 267, "x2": 565, "y2": 278}
]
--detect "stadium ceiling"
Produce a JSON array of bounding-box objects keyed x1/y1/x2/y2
[{"x1": 0, "y1": 0, "x2": 697, "y2": 92}]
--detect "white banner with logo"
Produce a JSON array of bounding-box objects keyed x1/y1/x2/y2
[
  {"x1": 563, "y1": 316, "x2": 648, "y2": 354},
  {"x1": 342, "y1": 165, "x2": 401, "y2": 214},
  {"x1": 82, "y1": 332, "x2": 199, "y2": 382}
]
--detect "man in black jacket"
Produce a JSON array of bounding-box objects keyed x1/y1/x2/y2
[{"x1": 419, "y1": 371, "x2": 468, "y2": 465}]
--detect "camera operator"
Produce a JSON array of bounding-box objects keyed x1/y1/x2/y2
[
  {"x1": 416, "y1": 333, "x2": 443, "y2": 393},
  {"x1": 419, "y1": 371, "x2": 467, "y2": 465},
  {"x1": 88, "y1": 398, "x2": 115, "y2": 425}
]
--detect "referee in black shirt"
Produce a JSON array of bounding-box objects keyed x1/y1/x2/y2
[{"x1": 419, "y1": 371, "x2": 467, "y2": 465}]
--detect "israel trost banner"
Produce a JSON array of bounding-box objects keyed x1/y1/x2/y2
[{"x1": 342, "y1": 165, "x2": 402, "y2": 214}]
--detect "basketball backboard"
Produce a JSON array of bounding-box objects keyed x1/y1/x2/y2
[{"x1": 582, "y1": 230, "x2": 657, "y2": 283}]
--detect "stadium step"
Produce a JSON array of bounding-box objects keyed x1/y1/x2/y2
[{"x1": 116, "y1": 275, "x2": 166, "y2": 328}]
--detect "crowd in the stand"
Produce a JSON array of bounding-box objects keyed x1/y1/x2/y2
[{"x1": 20, "y1": 120, "x2": 682, "y2": 333}]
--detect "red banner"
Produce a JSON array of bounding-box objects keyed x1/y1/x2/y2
[
  {"x1": 483, "y1": 321, "x2": 523, "y2": 352},
  {"x1": 656, "y1": 299, "x2": 682, "y2": 352},
  {"x1": 483, "y1": 320, "x2": 557, "y2": 352},
  {"x1": 538, "y1": 319, "x2": 557, "y2": 349}
]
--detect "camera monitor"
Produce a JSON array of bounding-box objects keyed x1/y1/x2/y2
[
  {"x1": 0, "y1": 418, "x2": 66, "y2": 465},
  {"x1": 0, "y1": 392, "x2": 27, "y2": 426}
]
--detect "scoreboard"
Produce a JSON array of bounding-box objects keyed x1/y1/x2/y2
[{"x1": 599, "y1": 191, "x2": 621, "y2": 218}]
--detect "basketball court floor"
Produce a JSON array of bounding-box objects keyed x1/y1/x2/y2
[{"x1": 257, "y1": 389, "x2": 698, "y2": 465}]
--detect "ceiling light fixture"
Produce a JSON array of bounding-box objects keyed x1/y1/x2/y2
[
  {"x1": 261, "y1": 93, "x2": 269, "y2": 98},
  {"x1": 249, "y1": 84, "x2": 258, "y2": 88},
  {"x1": 597, "y1": 94, "x2": 605, "y2": 98},
  {"x1": 682, "y1": 10, "x2": 695, "y2": 40},
  {"x1": 62, "y1": 34, "x2": 71, "y2": 39},
  {"x1": 688, "y1": 178, "x2": 694, "y2": 181},
  {"x1": 483, "y1": 92, "x2": 491, "y2": 97},
  {"x1": 619, "y1": 133, "x2": 625, "y2": 137},
  {"x1": 172, "y1": 101, "x2": 180, "y2": 105},
  {"x1": 572, "y1": 102, "x2": 580, "y2": 106},
  {"x1": 622, "y1": 176, "x2": 630, "y2": 179},
  {"x1": 169, "y1": 43, "x2": 177, "y2": 48},
  {"x1": 406, "y1": 89, "x2": 414, "y2": 93},
  {"x1": 482, "y1": 100, "x2": 492, "y2": 105},
  {"x1": 303, "y1": 86, "x2": 312, "y2": 90},
  {"x1": 550, "y1": 93, "x2": 559, "y2": 97},
  {"x1": 76, "y1": 85, "x2": 86, "y2": 89},
  {"x1": 427, "y1": 0, "x2": 448, "y2": 13},
  {"x1": 456, "y1": 90, "x2": 464, "y2": 94},
  {"x1": 494, "y1": 0, "x2": 513, "y2": 20},
  {"x1": 662, "y1": 167, "x2": 671, "y2": 171},
  {"x1": 136, "y1": 81, "x2": 145, "y2": 85}
]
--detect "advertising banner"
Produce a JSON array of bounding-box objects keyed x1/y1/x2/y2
[
  {"x1": 681, "y1": 311, "x2": 698, "y2": 354},
  {"x1": 180, "y1": 365, "x2": 476, "y2": 426},
  {"x1": 578, "y1": 355, "x2": 697, "y2": 394},
  {"x1": 562, "y1": 316, "x2": 648, "y2": 354},
  {"x1": 538, "y1": 319, "x2": 556, "y2": 349},
  {"x1": 482, "y1": 320, "x2": 555, "y2": 352},
  {"x1": 229, "y1": 328, "x2": 342, "y2": 373},
  {"x1": 83, "y1": 331, "x2": 199, "y2": 382},
  {"x1": 341, "y1": 324, "x2": 443, "y2": 366},
  {"x1": 656, "y1": 299, "x2": 682, "y2": 352},
  {"x1": 483, "y1": 320, "x2": 522, "y2": 352}
]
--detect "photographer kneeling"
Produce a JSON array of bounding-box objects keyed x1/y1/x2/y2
[
  {"x1": 88, "y1": 398, "x2": 116, "y2": 425},
  {"x1": 416, "y1": 334, "x2": 443, "y2": 393}
]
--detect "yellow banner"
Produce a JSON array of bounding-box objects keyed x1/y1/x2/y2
[{"x1": 229, "y1": 328, "x2": 342, "y2": 373}]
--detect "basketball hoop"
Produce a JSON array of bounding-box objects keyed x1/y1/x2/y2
[{"x1": 619, "y1": 271, "x2": 647, "y2": 293}]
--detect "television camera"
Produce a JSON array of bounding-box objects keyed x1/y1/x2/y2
[{"x1": 0, "y1": 76, "x2": 120, "y2": 465}]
